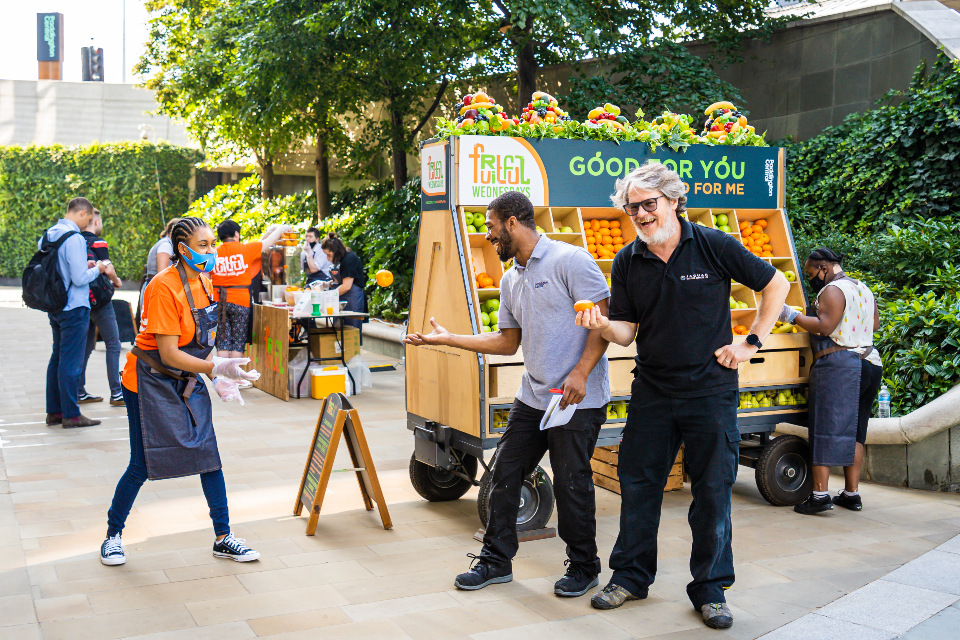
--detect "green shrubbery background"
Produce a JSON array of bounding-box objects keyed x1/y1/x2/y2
[{"x1": 0, "y1": 142, "x2": 201, "y2": 281}]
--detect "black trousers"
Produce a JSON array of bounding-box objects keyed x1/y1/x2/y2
[
  {"x1": 480, "y1": 399, "x2": 605, "y2": 575},
  {"x1": 609, "y1": 378, "x2": 740, "y2": 609}
]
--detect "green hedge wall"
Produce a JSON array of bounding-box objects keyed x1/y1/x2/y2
[{"x1": 0, "y1": 142, "x2": 202, "y2": 281}]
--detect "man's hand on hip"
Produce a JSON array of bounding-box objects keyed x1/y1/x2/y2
[{"x1": 714, "y1": 342, "x2": 758, "y2": 370}]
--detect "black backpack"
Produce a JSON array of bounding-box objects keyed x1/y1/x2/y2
[
  {"x1": 22, "y1": 230, "x2": 79, "y2": 313},
  {"x1": 84, "y1": 235, "x2": 115, "y2": 309}
]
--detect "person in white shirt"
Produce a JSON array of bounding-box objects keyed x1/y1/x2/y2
[{"x1": 301, "y1": 227, "x2": 333, "y2": 284}]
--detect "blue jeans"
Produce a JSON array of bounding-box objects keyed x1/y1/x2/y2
[
  {"x1": 47, "y1": 306, "x2": 91, "y2": 419},
  {"x1": 609, "y1": 378, "x2": 740, "y2": 609},
  {"x1": 106, "y1": 385, "x2": 230, "y2": 537},
  {"x1": 80, "y1": 302, "x2": 122, "y2": 398}
]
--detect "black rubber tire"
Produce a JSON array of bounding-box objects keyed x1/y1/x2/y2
[
  {"x1": 755, "y1": 435, "x2": 813, "y2": 506},
  {"x1": 409, "y1": 451, "x2": 478, "y2": 502},
  {"x1": 477, "y1": 466, "x2": 555, "y2": 532}
]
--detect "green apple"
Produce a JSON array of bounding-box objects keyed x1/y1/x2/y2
[
  {"x1": 492, "y1": 324, "x2": 498, "y2": 332},
  {"x1": 489, "y1": 310, "x2": 499, "y2": 324},
  {"x1": 465, "y1": 212, "x2": 475, "y2": 226},
  {"x1": 719, "y1": 224, "x2": 731, "y2": 233},
  {"x1": 716, "y1": 214, "x2": 729, "y2": 227},
  {"x1": 560, "y1": 226, "x2": 573, "y2": 233},
  {"x1": 467, "y1": 224, "x2": 477, "y2": 233},
  {"x1": 711, "y1": 214, "x2": 718, "y2": 224},
  {"x1": 729, "y1": 296, "x2": 738, "y2": 309},
  {"x1": 738, "y1": 301, "x2": 748, "y2": 309},
  {"x1": 783, "y1": 270, "x2": 796, "y2": 282},
  {"x1": 482, "y1": 325, "x2": 492, "y2": 333},
  {"x1": 536, "y1": 226, "x2": 545, "y2": 233},
  {"x1": 478, "y1": 224, "x2": 488, "y2": 233},
  {"x1": 486, "y1": 299, "x2": 500, "y2": 312},
  {"x1": 481, "y1": 312, "x2": 490, "y2": 326}
]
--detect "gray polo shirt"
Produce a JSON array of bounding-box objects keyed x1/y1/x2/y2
[{"x1": 498, "y1": 236, "x2": 611, "y2": 410}]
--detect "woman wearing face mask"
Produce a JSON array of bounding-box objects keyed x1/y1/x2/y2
[
  {"x1": 779, "y1": 247, "x2": 882, "y2": 515},
  {"x1": 321, "y1": 232, "x2": 366, "y2": 330},
  {"x1": 99, "y1": 217, "x2": 261, "y2": 566}
]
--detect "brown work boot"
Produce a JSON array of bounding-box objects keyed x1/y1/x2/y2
[
  {"x1": 62, "y1": 414, "x2": 101, "y2": 429},
  {"x1": 46, "y1": 413, "x2": 63, "y2": 425}
]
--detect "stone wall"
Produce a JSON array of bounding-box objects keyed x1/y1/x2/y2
[{"x1": 861, "y1": 428, "x2": 960, "y2": 492}]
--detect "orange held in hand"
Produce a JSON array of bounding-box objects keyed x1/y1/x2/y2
[
  {"x1": 376, "y1": 269, "x2": 394, "y2": 287},
  {"x1": 574, "y1": 300, "x2": 595, "y2": 313}
]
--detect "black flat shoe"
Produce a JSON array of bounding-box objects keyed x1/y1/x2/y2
[{"x1": 794, "y1": 493, "x2": 834, "y2": 515}]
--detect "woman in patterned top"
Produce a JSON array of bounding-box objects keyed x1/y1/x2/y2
[{"x1": 779, "y1": 248, "x2": 882, "y2": 515}]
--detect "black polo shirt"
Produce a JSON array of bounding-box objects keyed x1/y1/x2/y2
[{"x1": 609, "y1": 217, "x2": 775, "y2": 398}]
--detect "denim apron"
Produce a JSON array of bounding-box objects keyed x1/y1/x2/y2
[
  {"x1": 807, "y1": 321, "x2": 862, "y2": 468},
  {"x1": 134, "y1": 264, "x2": 221, "y2": 480},
  {"x1": 330, "y1": 261, "x2": 365, "y2": 330}
]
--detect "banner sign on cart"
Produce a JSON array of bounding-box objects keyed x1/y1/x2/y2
[
  {"x1": 454, "y1": 136, "x2": 780, "y2": 209},
  {"x1": 420, "y1": 140, "x2": 450, "y2": 211}
]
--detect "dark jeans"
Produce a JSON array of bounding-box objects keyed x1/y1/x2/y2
[
  {"x1": 481, "y1": 399, "x2": 605, "y2": 575},
  {"x1": 46, "y1": 306, "x2": 91, "y2": 419},
  {"x1": 609, "y1": 378, "x2": 740, "y2": 609},
  {"x1": 80, "y1": 302, "x2": 122, "y2": 398},
  {"x1": 106, "y1": 386, "x2": 230, "y2": 537}
]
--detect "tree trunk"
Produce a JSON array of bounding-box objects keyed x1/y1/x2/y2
[
  {"x1": 314, "y1": 134, "x2": 330, "y2": 223},
  {"x1": 516, "y1": 21, "x2": 538, "y2": 108},
  {"x1": 260, "y1": 160, "x2": 275, "y2": 200},
  {"x1": 390, "y1": 107, "x2": 407, "y2": 191}
]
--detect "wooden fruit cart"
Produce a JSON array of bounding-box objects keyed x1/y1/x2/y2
[{"x1": 407, "y1": 136, "x2": 814, "y2": 532}]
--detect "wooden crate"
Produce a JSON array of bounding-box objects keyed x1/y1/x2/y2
[{"x1": 591, "y1": 445, "x2": 685, "y2": 494}]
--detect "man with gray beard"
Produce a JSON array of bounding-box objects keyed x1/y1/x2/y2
[{"x1": 577, "y1": 163, "x2": 790, "y2": 629}]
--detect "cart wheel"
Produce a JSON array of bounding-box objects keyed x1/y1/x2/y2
[
  {"x1": 755, "y1": 435, "x2": 813, "y2": 506},
  {"x1": 409, "y1": 451, "x2": 478, "y2": 502},
  {"x1": 477, "y1": 466, "x2": 555, "y2": 532}
]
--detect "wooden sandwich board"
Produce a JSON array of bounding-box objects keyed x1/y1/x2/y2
[{"x1": 294, "y1": 393, "x2": 392, "y2": 535}]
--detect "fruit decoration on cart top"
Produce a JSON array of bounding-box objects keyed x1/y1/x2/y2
[{"x1": 437, "y1": 92, "x2": 768, "y2": 151}]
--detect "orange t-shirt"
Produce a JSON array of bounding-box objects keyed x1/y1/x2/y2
[
  {"x1": 212, "y1": 241, "x2": 263, "y2": 307},
  {"x1": 121, "y1": 267, "x2": 214, "y2": 393}
]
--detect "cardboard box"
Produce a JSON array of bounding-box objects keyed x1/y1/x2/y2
[{"x1": 309, "y1": 327, "x2": 360, "y2": 362}]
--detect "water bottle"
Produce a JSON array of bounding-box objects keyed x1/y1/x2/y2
[{"x1": 877, "y1": 385, "x2": 891, "y2": 418}]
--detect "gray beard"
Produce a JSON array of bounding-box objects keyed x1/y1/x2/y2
[{"x1": 635, "y1": 214, "x2": 679, "y2": 246}]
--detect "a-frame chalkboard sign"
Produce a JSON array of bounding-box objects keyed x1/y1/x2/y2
[{"x1": 294, "y1": 393, "x2": 392, "y2": 535}]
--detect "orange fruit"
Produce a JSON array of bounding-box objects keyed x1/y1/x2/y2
[
  {"x1": 750, "y1": 225, "x2": 763, "y2": 235},
  {"x1": 749, "y1": 246, "x2": 761, "y2": 255},
  {"x1": 761, "y1": 244, "x2": 773, "y2": 252},
  {"x1": 601, "y1": 236, "x2": 614, "y2": 245},
  {"x1": 587, "y1": 243, "x2": 597, "y2": 253},
  {"x1": 599, "y1": 220, "x2": 610, "y2": 228},
  {"x1": 756, "y1": 219, "x2": 767, "y2": 228},
  {"x1": 739, "y1": 220, "x2": 750, "y2": 230},
  {"x1": 751, "y1": 232, "x2": 762, "y2": 240},
  {"x1": 585, "y1": 228, "x2": 594, "y2": 237},
  {"x1": 613, "y1": 243, "x2": 624, "y2": 251},
  {"x1": 477, "y1": 271, "x2": 489, "y2": 282},
  {"x1": 590, "y1": 252, "x2": 599, "y2": 260},
  {"x1": 574, "y1": 300, "x2": 595, "y2": 313},
  {"x1": 479, "y1": 276, "x2": 494, "y2": 288},
  {"x1": 760, "y1": 251, "x2": 773, "y2": 257},
  {"x1": 598, "y1": 228, "x2": 610, "y2": 236},
  {"x1": 591, "y1": 220, "x2": 601, "y2": 231},
  {"x1": 759, "y1": 233, "x2": 770, "y2": 244},
  {"x1": 609, "y1": 220, "x2": 621, "y2": 229},
  {"x1": 610, "y1": 228, "x2": 622, "y2": 238},
  {"x1": 375, "y1": 269, "x2": 393, "y2": 287}
]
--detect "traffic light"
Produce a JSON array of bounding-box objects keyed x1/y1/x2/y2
[{"x1": 81, "y1": 46, "x2": 104, "y2": 82}]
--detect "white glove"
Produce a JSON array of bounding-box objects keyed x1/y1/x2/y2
[
  {"x1": 211, "y1": 356, "x2": 262, "y2": 382},
  {"x1": 779, "y1": 304, "x2": 800, "y2": 324},
  {"x1": 213, "y1": 377, "x2": 244, "y2": 405}
]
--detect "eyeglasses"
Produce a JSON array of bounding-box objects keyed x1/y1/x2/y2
[{"x1": 623, "y1": 195, "x2": 665, "y2": 216}]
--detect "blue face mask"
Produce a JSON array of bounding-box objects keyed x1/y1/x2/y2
[{"x1": 179, "y1": 243, "x2": 216, "y2": 273}]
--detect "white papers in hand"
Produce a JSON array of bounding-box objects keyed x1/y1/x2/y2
[{"x1": 540, "y1": 393, "x2": 577, "y2": 430}]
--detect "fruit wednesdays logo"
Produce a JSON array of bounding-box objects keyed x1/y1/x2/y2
[
  {"x1": 420, "y1": 140, "x2": 449, "y2": 211},
  {"x1": 457, "y1": 137, "x2": 548, "y2": 206}
]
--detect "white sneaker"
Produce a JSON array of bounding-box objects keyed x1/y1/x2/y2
[
  {"x1": 100, "y1": 534, "x2": 126, "y2": 565},
  {"x1": 237, "y1": 379, "x2": 253, "y2": 389},
  {"x1": 213, "y1": 532, "x2": 260, "y2": 562}
]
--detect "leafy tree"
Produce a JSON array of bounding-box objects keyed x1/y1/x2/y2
[
  {"x1": 137, "y1": 0, "x2": 301, "y2": 200},
  {"x1": 326, "y1": 1, "x2": 494, "y2": 190},
  {"x1": 484, "y1": 1, "x2": 782, "y2": 109}
]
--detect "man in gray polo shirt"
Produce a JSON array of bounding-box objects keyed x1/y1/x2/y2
[{"x1": 404, "y1": 191, "x2": 610, "y2": 597}]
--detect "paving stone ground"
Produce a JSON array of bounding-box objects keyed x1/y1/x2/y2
[{"x1": 2, "y1": 290, "x2": 959, "y2": 639}]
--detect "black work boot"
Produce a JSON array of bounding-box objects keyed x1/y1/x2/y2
[
  {"x1": 794, "y1": 493, "x2": 834, "y2": 515},
  {"x1": 454, "y1": 553, "x2": 513, "y2": 590},
  {"x1": 554, "y1": 559, "x2": 600, "y2": 597}
]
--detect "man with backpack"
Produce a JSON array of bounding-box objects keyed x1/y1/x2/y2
[
  {"x1": 29, "y1": 197, "x2": 117, "y2": 428},
  {"x1": 77, "y1": 209, "x2": 125, "y2": 407}
]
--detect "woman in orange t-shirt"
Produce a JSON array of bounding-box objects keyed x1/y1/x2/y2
[{"x1": 100, "y1": 218, "x2": 260, "y2": 568}]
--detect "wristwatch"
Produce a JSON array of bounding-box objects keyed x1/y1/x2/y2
[{"x1": 745, "y1": 334, "x2": 763, "y2": 349}]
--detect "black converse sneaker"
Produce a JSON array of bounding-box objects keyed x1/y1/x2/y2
[
  {"x1": 453, "y1": 553, "x2": 513, "y2": 590},
  {"x1": 833, "y1": 490, "x2": 863, "y2": 511},
  {"x1": 554, "y1": 559, "x2": 600, "y2": 597},
  {"x1": 100, "y1": 534, "x2": 125, "y2": 565},
  {"x1": 213, "y1": 532, "x2": 260, "y2": 562},
  {"x1": 794, "y1": 493, "x2": 834, "y2": 515}
]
